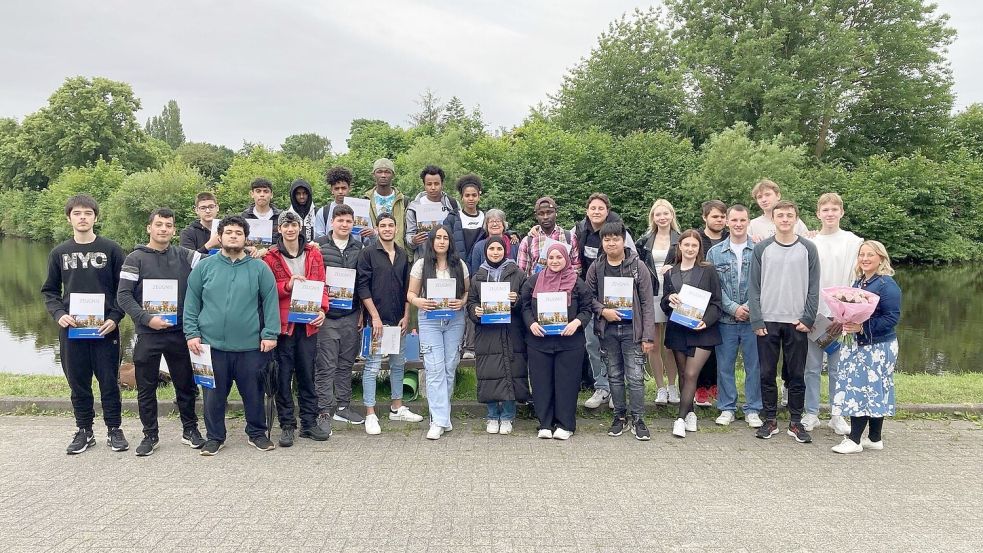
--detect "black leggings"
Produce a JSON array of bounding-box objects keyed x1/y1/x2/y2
[
  {"x1": 673, "y1": 347, "x2": 712, "y2": 419},
  {"x1": 849, "y1": 416, "x2": 884, "y2": 444}
]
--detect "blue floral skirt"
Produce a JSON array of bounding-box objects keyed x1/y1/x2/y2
[{"x1": 832, "y1": 339, "x2": 898, "y2": 418}]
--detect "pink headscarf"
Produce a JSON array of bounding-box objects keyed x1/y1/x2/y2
[{"x1": 532, "y1": 243, "x2": 578, "y2": 304}]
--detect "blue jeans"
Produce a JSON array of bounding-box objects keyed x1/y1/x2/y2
[
  {"x1": 715, "y1": 322, "x2": 762, "y2": 414},
  {"x1": 420, "y1": 311, "x2": 466, "y2": 427},
  {"x1": 805, "y1": 340, "x2": 842, "y2": 416},
  {"x1": 486, "y1": 401, "x2": 516, "y2": 421},
  {"x1": 601, "y1": 324, "x2": 645, "y2": 417},
  {"x1": 362, "y1": 333, "x2": 407, "y2": 408},
  {"x1": 585, "y1": 319, "x2": 608, "y2": 391}
]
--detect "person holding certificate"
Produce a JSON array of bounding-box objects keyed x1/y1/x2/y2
[
  {"x1": 520, "y1": 244, "x2": 593, "y2": 440},
  {"x1": 465, "y1": 236, "x2": 529, "y2": 435},
  {"x1": 407, "y1": 225, "x2": 470, "y2": 440},
  {"x1": 661, "y1": 229, "x2": 723, "y2": 438}
]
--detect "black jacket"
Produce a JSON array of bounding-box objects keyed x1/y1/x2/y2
[
  {"x1": 316, "y1": 232, "x2": 364, "y2": 318},
  {"x1": 179, "y1": 220, "x2": 212, "y2": 254},
  {"x1": 520, "y1": 275, "x2": 593, "y2": 352},
  {"x1": 575, "y1": 211, "x2": 631, "y2": 277},
  {"x1": 117, "y1": 245, "x2": 203, "y2": 334},
  {"x1": 355, "y1": 241, "x2": 409, "y2": 326},
  {"x1": 465, "y1": 263, "x2": 529, "y2": 403},
  {"x1": 661, "y1": 264, "x2": 723, "y2": 353}
]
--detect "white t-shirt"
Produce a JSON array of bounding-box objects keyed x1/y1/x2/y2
[
  {"x1": 812, "y1": 229, "x2": 864, "y2": 314},
  {"x1": 253, "y1": 208, "x2": 274, "y2": 221},
  {"x1": 460, "y1": 210, "x2": 485, "y2": 230},
  {"x1": 748, "y1": 215, "x2": 808, "y2": 239},
  {"x1": 729, "y1": 239, "x2": 750, "y2": 282},
  {"x1": 332, "y1": 236, "x2": 349, "y2": 251},
  {"x1": 410, "y1": 258, "x2": 470, "y2": 281}
]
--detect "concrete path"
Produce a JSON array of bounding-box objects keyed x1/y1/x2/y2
[{"x1": 1, "y1": 415, "x2": 980, "y2": 552}]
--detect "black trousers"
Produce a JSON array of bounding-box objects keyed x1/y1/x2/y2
[
  {"x1": 59, "y1": 328, "x2": 122, "y2": 429},
  {"x1": 275, "y1": 330, "x2": 319, "y2": 430},
  {"x1": 697, "y1": 349, "x2": 718, "y2": 388},
  {"x1": 133, "y1": 331, "x2": 199, "y2": 437},
  {"x1": 757, "y1": 322, "x2": 808, "y2": 422},
  {"x1": 528, "y1": 345, "x2": 584, "y2": 432}
]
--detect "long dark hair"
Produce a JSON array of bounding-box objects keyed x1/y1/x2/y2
[
  {"x1": 423, "y1": 224, "x2": 466, "y2": 297},
  {"x1": 673, "y1": 229, "x2": 710, "y2": 266}
]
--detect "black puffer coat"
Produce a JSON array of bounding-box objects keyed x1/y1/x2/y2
[{"x1": 465, "y1": 263, "x2": 530, "y2": 403}]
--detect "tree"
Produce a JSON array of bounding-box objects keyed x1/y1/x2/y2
[
  {"x1": 439, "y1": 96, "x2": 486, "y2": 147},
  {"x1": 945, "y1": 103, "x2": 983, "y2": 160},
  {"x1": 409, "y1": 89, "x2": 443, "y2": 131},
  {"x1": 174, "y1": 142, "x2": 235, "y2": 182},
  {"x1": 144, "y1": 100, "x2": 186, "y2": 149},
  {"x1": 281, "y1": 133, "x2": 331, "y2": 160}
]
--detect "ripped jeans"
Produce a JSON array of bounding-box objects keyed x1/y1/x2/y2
[
  {"x1": 419, "y1": 311, "x2": 466, "y2": 428},
  {"x1": 601, "y1": 324, "x2": 646, "y2": 418}
]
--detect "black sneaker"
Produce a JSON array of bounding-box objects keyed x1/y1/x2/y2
[
  {"x1": 332, "y1": 406, "x2": 365, "y2": 425},
  {"x1": 608, "y1": 417, "x2": 627, "y2": 437},
  {"x1": 631, "y1": 416, "x2": 651, "y2": 441},
  {"x1": 278, "y1": 428, "x2": 295, "y2": 448},
  {"x1": 181, "y1": 427, "x2": 206, "y2": 449},
  {"x1": 66, "y1": 427, "x2": 95, "y2": 455},
  {"x1": 787, "y1": 422, "x2": 813, "y2": 443},
  {"x1": 107, "y1": 427, "x2": 129, "y2": 452},
  {"x1": 199, "y1": 440, "x2": 224, "y2": 456},
  {"x1": 316, "y1": 412, "x2": 333, "y2": 437},
  {"x1": 755, "y1": 419, "x2": 780, "y2": 439},
  {"x1": 299, "y1": 425, "x2": 330, "y2": 441},
  {"x1": 249, "y1": 435, "x2": 276, "y2": 451},
  {"x1": 135, "y1": 435, "x2": 159, "y2": 457}
]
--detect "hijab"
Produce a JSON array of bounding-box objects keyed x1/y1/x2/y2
[
  {"x1": 532, "y1": 243, "x2": 578, "y2": 304},
  {"x1": 479, "y1": 235, "x2": 516, "y2": 282}
]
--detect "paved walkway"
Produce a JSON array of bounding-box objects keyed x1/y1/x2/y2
[{"x1": 1, "y1": 415, "x2": 980, "y2": 552}]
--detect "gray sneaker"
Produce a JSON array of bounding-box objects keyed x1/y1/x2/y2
[
  {"x1": 107, "y1": 427, "x2": 129, "y2": 452},
  {"x1": 584, "y1": 389, "x2": 610, "y2": 409},
  {"x1": 333, "y1": 406, "x2": 365, "y2": 425},
  {"x1": 278, "y1": 428, "x2": 295, "y2": 448},
  {"x1": 315, "y1": 413, "x2": 333, "y2": 437}
]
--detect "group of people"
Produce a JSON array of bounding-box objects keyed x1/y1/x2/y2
[{"x1": 41, "y1": 157, "x2": 901, "y2": 456}]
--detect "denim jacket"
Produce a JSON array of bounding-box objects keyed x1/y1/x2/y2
[
  {"x1": 854, "y1": 274, "x2": 902, "y2": 346},
  {"x1": 706, "y1": 237, "x2": 755, "y2": 324}
]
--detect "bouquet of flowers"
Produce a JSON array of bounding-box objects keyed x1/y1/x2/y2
[{"x1": 820, "y1": 286, "x2": 880, "y2": 348}]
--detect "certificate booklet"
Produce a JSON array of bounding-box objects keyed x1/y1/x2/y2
[
  {"x1": 426, "y1": 278, "x2": 456, "y2": 320},
  {"x1": 415, "y1": 202, "x2": 446, "y2": 234},
  {"x1": 537, "y1": 292, "x2": 568, "y2": 336},
  {"x1": 209, "y1": 220, "x2": 220, "y2": 254},
  {"x1": 603, "y1": 276, "x2": 634, "y2": 320},
  {"x1": 325, "y1": 267, "x2": 356, "y2": 310},
  {"x1": 246, "y1": 219, "x2": 274, "y2": 246},
  {"x1": 669, "y1": 284, "x2": 711, "y2": 329},
  {"x1": 808, "y1": 315, "x2": 843, "y2": 354},
  {"x1": 287, "y1": 280, "x2": 324, "y2": 324},
  {"x1": 534, "y1": 238, "x2": 571, "y2": 274},
  {"x1": 189, "y1": 344, "x2": 216, "y2": 389},
  {"x1": 361, "y1": 326, "x2": 401, "y2": 356},
  {"x1": 68, "y1": 293, "x2": 105, "y2": 339},
  {"x1": 343, "y1": 197, "x2": 373, "y2": 234},
  {"x1": 142, "y1": 279, "x2": 178, "y2": 325},
  {"x1": 480, "y1": 282, "x2": 511, "y2": 324}
]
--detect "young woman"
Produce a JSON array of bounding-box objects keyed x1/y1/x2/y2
[
  {"x1": 520, "y1": 244, "x2": 593, "y2": 440},
  {"x1": 466, "y1": 237, "x2": 529, "y2": 435},
  {"x1": 636, "y1": 198, "x2": 681, "y2": 405},
  {"x1": 407, "y1": 225, "x2": 469, "y2": 440},
  {"x1": 661, "y1": 229, "x2": 723, "y2": 438},
  {"x1": 831, "y1": 240, "x2": 902, "y2": 454}
]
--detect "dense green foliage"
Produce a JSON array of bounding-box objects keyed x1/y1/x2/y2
[
  {"x1": 145, "y1": 100, "x2": 186, "y2": 149},
  {"x1": 281, "y1": 133, "x2": 331, "y2": 161}
]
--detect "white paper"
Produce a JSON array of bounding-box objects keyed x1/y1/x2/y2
[
  {"x1": 415, "y1": 203, "x2": 446, "y2": 233},
  {"x1": 538, "y1": 237, "x2": 571, "y2": 260},
  {"x1": 370, "y1": 326, "x2": 401, "y2": 355},
  {"x1": 291, "y1": 280, "x2": 324, "y2": 303},
  {"x1": 189, "y1": 344, "x2": 212, "y2": 368},
  {"x1": 481, "y1": 282, "x2": 510, "y2": 304},
  {"x1": 189, "y1": 343, "x2": 215, "y2": 388},
  {"x1": 211, "y1": 219, "x2": 220, "y2": 234},
  {"x1": 343, "y1": 197, "x2": 373, "y2": 229},
  {"x1": 426, "y1": 278, "x2": 456, "y2": 302},
  {"x1": 69, "y1": 293, "x2": 104, "y2": 319},
  {"x1": 247, "y1": 219, "x2": 273, "y2": 243},
  {"x1": 142, "y1": 279, "x2": 178, "y2": 321},
  {"x1": 536, "y1": 292, "x2": 568, "y2": 325},
  {"x1": 325, "y1": 267, "x2": 356, "y2": 293},
  {"x1": 603, "y1": 277, "x2": 634, "y2": 309}
]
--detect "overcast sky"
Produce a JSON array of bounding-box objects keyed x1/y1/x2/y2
[{"x1": 1, "y1": 1, "x2": 980, "y2": 152}]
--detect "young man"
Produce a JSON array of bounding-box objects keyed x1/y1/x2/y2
[
  {"x1": 585, "y1": 222, "x2": 656, "y2": 441},
  {"x1": 314, "y1": 166, "x2": 357, "y2": 240},
  {"x1": 355, "y1": 212, "x2": 423, "y2": 435},
  {"x1": 241, "y1": 177, "x2": 283, "y2": 257},
  {"x1": 41, "y1": 194, "x2": 128, "y2": 455},
  {"x1": 517, "y1": 196, "x2": 580, "y2": 277},
  {"x1": 405, "y1": 165, "x2": 460, "y2": 260},
  {"x1": 748, "y1": 179, "x2": 809, "y2": 241},
  {"x1": 748, "y1": 200, "x2": 820, "y2": 444},
  {"x1": 117, "y1": 208, "x2": 206, "y2": 455},
  {"x1": 285, "y1": 178, "x2": 317, "y2": 242},
  {"x1": 263, "y1": 211, "x2": 331, "y2": 446},
  {"x1": 361, "y1": 158, "x2": 407, "y2": 248},
  {"x1": 706, "y1": 205, "x2": 763, "y2": 428},
  {"x1": 180, "y1": 192, "x2": 221, "y2": 254},
  {"x1": 694, "y1": 200, "x2": 728, "y2": 407},
  {"x1": 804, "y1": 193, "x2": 863, "y2": 434},
  {"x1": 184, "y1": 215, "x2": 281, "y2": 455},
  {"x1": 314, "y1": 204, "x2": 366, "y2": 429}
]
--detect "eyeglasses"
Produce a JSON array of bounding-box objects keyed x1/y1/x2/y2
[{"x1": 196, "y1": 204, "x2": 218, "y2": 211}]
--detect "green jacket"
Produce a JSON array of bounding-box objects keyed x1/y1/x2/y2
[
  {"x1": 183, "y1": 253, "x2": 280, "y2": 351},
  {"x1": 363, "y1": 186, "x2": 407, "y2": 250}
]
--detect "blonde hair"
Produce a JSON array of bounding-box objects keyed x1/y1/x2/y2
[
  {"x1": 855, "y1": 240, "x2": 895, "y2": 278},
  {"x1": 647, "y1": 199, "x2": 681, "y2": 235},
  {"x1": 817, "y1": 192, "x2": 844, "y2": 210},
  {"x1": 751, "y1": 178, "x2": 781, "y2": 199}
]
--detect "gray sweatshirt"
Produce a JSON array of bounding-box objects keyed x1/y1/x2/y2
[{"x1": 748, "y1": 236, "x2": 820, "y2": 331}]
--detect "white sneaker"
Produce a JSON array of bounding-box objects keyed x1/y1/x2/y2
[
  {"x1": 745, "y1": 412, "x2": 764, "y2": 428},
  {"x1": 672, "y1": 418, "x2": 686, "y2": 438},
  {"x1": 426, "y1": 424, "x2": 444, "y2": 440},
  {"x1": 655, "y1": 387, "x2": 668, "y2": 405},
  {"x1": 801, "y1": 413, "x2": 821, "y2": 432},
  {"x1": 715, "y1": 411, "x2": 735, "y2": 426},
  {"x1": 667, "y1": 385, "x2": 680, "y2": 404},
  {"x1": 365, "y1": 414, "x2": 381, "y2": 435},
  {"x1": 552, "y1": 428, "x2": 572, "y2": 440},
  {"x1": 584, "y1": 389, "x2": 610, "y2": 409},
  {"x1": 462, "y1": 350, "x2": 475, "y2": 360},
  {"x1": 445, "y1": 422, "x2": 453, "y2": 432},
  {"x1": 499, "y1": 421, "x2": 513, "y2": 435},
  {"x1": 860, "y1": 437, "x2": 884, "y2": 450},
  {"x1": 609, "y1": 396, "x2": 614, "y2": 409},
  {"x1": 538, "y1": 428, "x2": 553, "y2": 439},
  {"x1": 389, "y1": 405, "x2": 424, "y2": 422},
  {"x1": 780, "y1": 386, "x2": 789, "y2": 407},
  {"x1": 684, "y1": 412, "x2": 698, "y2": 432},
  {"x1": 486, "y1": 419, "x2": 500, "y2": 434},
  {"x1": 828, "y1": 415, "x2": 851, "y2": 436},
  {"x1": 831, "y1": 437, "x2": 863, "y2": 454}
]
